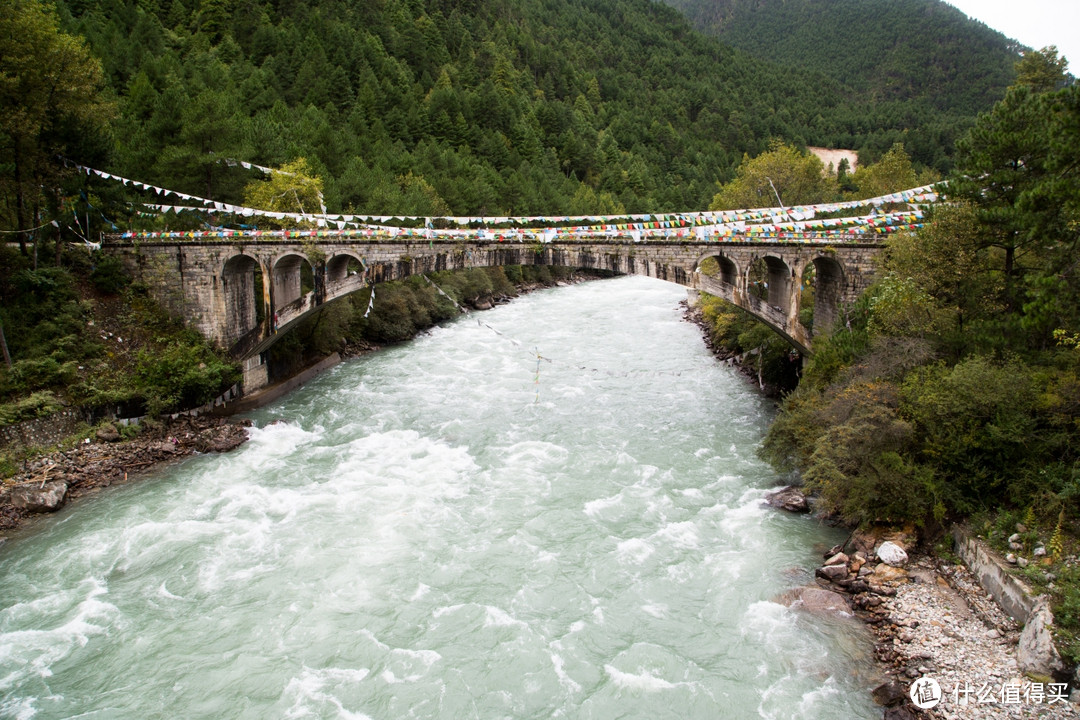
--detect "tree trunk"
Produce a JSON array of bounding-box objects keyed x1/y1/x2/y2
[
  {"x1": 1004, "y1": 244, "x2": 1017, "y2": 310},
  {"x1": 53, "y1": 189, "x2": 63, "y2": 266},
  {"x1": 0, "y1": 319, "x2": 12, "y2": 369},
  {"x1": 32, "y1": 203, "x2": 40, "y2": 270},
  {"x1": 13, "y1": 144, "x2": 27, "y2": 255}
]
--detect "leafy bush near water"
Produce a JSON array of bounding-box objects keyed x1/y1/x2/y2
[
  {"x1": 133, "y1": 339, "x2": 241, "y2": 416},
  {"x1": 697, "y1": 293, "x2": 803, "y2": 395},
  {"x1": 0, "y1": 391, "x2": 65, "y2": 427},
  {"x1": 1, "y1": 245, "x2": 240, "y2": 421}
]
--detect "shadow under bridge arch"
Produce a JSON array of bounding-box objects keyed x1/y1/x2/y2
[{"x1": 221, "y1": 253, "x2": 268, "y2": 356}]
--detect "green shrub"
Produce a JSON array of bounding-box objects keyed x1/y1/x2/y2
[
  {"x1": 0, "y1": 391, "x2": 64, "y2": 426},
  {"x1": 504, "y1": 265, "x2": 524, "y2": 283},
  {"x1": 13, "y1": 268, "x2": 71, "y2": 300},
  {"x1": 89, "y1": 253, "x2": 132, "y2": 294},
  {"x1": 486, "y1": 266, "x2": 516, "y2": 296},
  {"x1": 900, "y1": 355, "x2": 1037, "y2": 513},
  {"x1": 134, "y1": 343, "x2": 240, "y2": 416},
  {"x1": 0, "y1": 453, "x2": 17, "y2": 478},
  {"x1": 4, "y1": 357, "x2": 64, "y2": 392},
  {"x1": 532, "y1": 265, "x2": 553, "y2": 284},
  {"x1": 360, "y1": 284, "x2": 419, "y2": 343}
]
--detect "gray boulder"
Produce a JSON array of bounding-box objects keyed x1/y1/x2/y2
[
  {"x1": 883, "y1": 708, "x2": 917, "y2": 720},
  {"x1": 776, "y1": 586, "x2": 850, "y2": 617},
  {"x1": 816, "y1": 563, "x2": 849, "y2": 581},
  {"x1": 96, "y1": 424, "x2": 121, "y2": 442},
  {"x1": 825, "y1": 552, "x2": 850, "y2": 567},
  {"x1": 764, "y1": 486, "x2": 810, "y2": 513},
  {"x1": 876, "y1": 541, "x2": 909, "y2": 567},
  {"x1": 10, "y1": 481, "x2": 68, "y2": 513},
  {"x1": 872, "y1": 680, "x2": 906, "y2": 706},
  {"x1": 1018, "y1": 597, "x2": 1066, "y2": 677}
]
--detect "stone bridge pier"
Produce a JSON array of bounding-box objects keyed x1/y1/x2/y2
[
  {"x1": 105, "y1": 234, "x2": 883, "y2": 392},
  {"x1": 694, "y1": 243, "x2": 879, "y2": 353}
]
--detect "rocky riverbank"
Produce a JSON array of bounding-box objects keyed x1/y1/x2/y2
[
  {"x1": 874, "y1": 557, "x2": 1076, "y2": 719},
  {"x1": 766, "y1": 487, "x2": 1077, "y2": 719},
  {"x1": 845, "y1": 547, "x2": 1075, "y2": 719},
  {"x1": 0, "y1": 416, "x2": 250, "y2": 536}
]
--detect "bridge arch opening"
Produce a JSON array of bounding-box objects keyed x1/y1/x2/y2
[
  {"x1": 698, "y1": 254, "x2": 739, "y2": 287},
  {"x1": 325, "y1": 252, "x2": 367, "y2": 302},
  {"x1": 805, "y1": 255, "x2": 846, "y2": 334},
  {"x1": 326, "y1": 253, "x2": 363, "y2": 284},
  {"x1": 221, "y1": 253, "x2": 267, "y2": 352},
  {"x1": 749, "y1": 256, "x2": 793, "y2": 313},
  {"x1": 272, "y1": 252, "x2": 317, "y2": 314}
]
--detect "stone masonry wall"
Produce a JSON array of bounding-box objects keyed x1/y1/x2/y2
[
  {"x1": 953, "y1": 525, "x2": 1039, "y2": 623},
  {"x1": 105, "y1": 237, "x2": 885, "y2": 363},
  {"x1": 0, "y1": 409, "x2": 88, "y2": 451}
]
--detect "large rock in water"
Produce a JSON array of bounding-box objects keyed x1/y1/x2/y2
[
  {"x1": 763, "y1": 486, "x2": 810, "y2": 513},
  {"x1": 194, "y1": 424, "x2": 249, "y2": 453},
  {"x1": 872, "y1": 680, "x2": 907, "y2": 706},
  {"x1": 776, "y1": 586, "x2": 850, "y2": 617},
  {"x1": 10, "y1": 481, "x2": 68, "y2": 512},
  {"x1": 816, "y1": 563, "x2": 848, "y2": 581},
  {"x1": 1018, "y1": 597, "x2": 1066, "y2": 677}
]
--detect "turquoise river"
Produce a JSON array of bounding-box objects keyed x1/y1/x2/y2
[{"x1": 0, "y1": 275, "x2": 881, "y2": 719}]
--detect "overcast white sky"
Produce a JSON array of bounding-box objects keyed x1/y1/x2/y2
[{"x1": 944, "y1": 1, "x2": 1079, "y2": 71}]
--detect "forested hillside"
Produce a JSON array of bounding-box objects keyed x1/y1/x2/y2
[
  {"x1": 0, "y1": 0, "x2": 1023, "y2": 437},
  {"x1": 742, "y1": 53, "x2": 1080, "y2": 660},
  {"x1": 46, "y1": 0, "x2": 986, "y2": 220},
  {"x1": 659, "y1": 0, "x2": 1020, "y2": 128}
]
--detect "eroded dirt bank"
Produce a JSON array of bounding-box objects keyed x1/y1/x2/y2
[{"x1": 0, "y1": 416, "x2": 250, "y2": 535}]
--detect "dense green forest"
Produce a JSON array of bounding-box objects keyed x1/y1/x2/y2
[
  {"x1": 659, "y1": 0, "x2": 1021, "y2": 119},
  {"x1": 4, "y1": 0, "x2": 1017, "y2": 240},
  {"x1": 708, "y1": 55, "x2": 1079, "y2": 660},
  {"x1": 1, "y1": 0, "x2": 1013, "y2": 427}
]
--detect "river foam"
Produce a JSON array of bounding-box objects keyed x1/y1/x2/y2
[{"x1": 0, "y1": 276, "x2": 879, "y2": 719}]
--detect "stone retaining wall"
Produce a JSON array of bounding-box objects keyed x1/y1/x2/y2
[
  {"x1": 0, "y1": 409, "x2": 88, "y2": 452},
  {"x1": 0, "y1": 383, "x2": 242, "y2": 452},
  {"x1": 953, "y1": 525, "x2": 1038, "y2": 623},
  {"x1": 220, "y1": 353, "x2": 341, "y2": 415}
]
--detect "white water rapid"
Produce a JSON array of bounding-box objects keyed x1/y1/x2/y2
[{"x1": 0, "y1": 275, "x2": 880, "y2": 719}]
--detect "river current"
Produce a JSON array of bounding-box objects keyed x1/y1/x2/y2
[{"x1": 0, "y1": 275, "x2": 880, "y2": 719}]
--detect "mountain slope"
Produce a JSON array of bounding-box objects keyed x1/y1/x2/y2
[
  {"x1": 657, "y1": 0, "x2": 1019, "y2": 116},
  {"x1": 53, "y1": 0, "x2": 976, "y2": 220}
]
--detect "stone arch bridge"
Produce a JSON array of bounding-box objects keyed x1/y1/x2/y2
[{"x1": 104, "y1": 234, "x2": 883, "y2": 391}]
